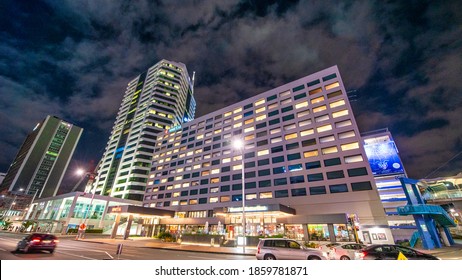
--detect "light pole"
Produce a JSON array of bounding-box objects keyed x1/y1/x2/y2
[
  {"x1": 233, "y1": 139, "x2": 246, "y2": 253},
  {"x1": 75, "y1": 168, "x2": 98, "y2": 239},
  {"x1": 24, "y1": 189, "x2": 40, "y2": 220},
  {"x1": 4, "y1": 188, "x2": 24, "y2": 218}
]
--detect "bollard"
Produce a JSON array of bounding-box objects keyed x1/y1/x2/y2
[{"x1": 116, "y1": 244, "x2": 123, "y2": 260}]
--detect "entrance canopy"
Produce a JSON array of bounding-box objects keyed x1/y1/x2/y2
[{"x1": 107, "y1": 205, "x2": 175, "y2": 217}]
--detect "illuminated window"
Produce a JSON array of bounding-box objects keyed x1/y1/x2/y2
[
  {"x1": 298, "y1": 119, "x2": 312, "y2": 127},
  {"x1": 193, "y1": 164, "x2": 201, "y2": 169},
  {"x1": 195, "y1": 148, "x2": 202, "y2": 154},
  {"x1": 322, "y1": 146, "x2": 338, "y2": 155},
  {"x1": 189, "y1": 199, "x2": 198, "y2": 205},
  {"x1": 255, "y1": 99, "x2": 265, "y2": 106},
  {"x1": 259, "y1": 192, "x2": 273, "y2": 199},
  {"x1": 244, "y1": 127, "x2": 255, "y2": 133},
  {"x1": 335, "y1": 119, "x2": 352, "y2": 128},
  {"x1": 258, "y1": 149, "x2": 269, "y2": 156},
  {"x1": 283, "y1": 123, "x2": 296, "y2": 130},
  {"x1": 173, "y1": 192, "x2": 180, "y2": 198},
  {"x1": 255, "y1": 114, "x2": 267, "y2": 121},
  {"x1": 172, "y1": 201, "x2": 179, "y2": 206},
  {"x1": 344, "y1": 154, "x2": 364, "y2": 163},
  {"x1": 233, "y1": 155, "x2": 242, "y2": 161},
  {"x1": 224, "y1": 126, "x2": 231, "y2": 132},
  {"x1": 233, "y1": 122, "x2": 242, "y2": 128},
  {"x1": 338, "y1": 130, "x2": 356, "y2": 139},
  {"x1": 222, "y1": 157, "x2": 231, "y2": 163},
  {"x1": 211, "y1": 168, "x2": 220, "y2": 174},
  {"x1": 224, "y1": 118, "x2": 232, "y2": 124},
  {"x1": 256, "y1": 107, "x2": 266, "y2": 113},
  {"x1": 309, "y1": 88, "x2": 322, "y2": 95},
  {"x1": 245, "y1": 134, "x2": 255, "y2": 141},
  {"x1": 300, "y1": 129, "x2": 314, "y2": 137},
  {"x1": 224, "y1": 111, "x2": 232, "y2": 117},
  {"x1": 234, "y1": 115, "x2": 242, "y2": 121},
  {"x1": 341, "y1": 142, "x2": 359, "y2": 151},
  {"x1": 201, "y1": 170, "x2": 210, "y2": 176},
  {"x1": 320, "y1": 135, "x2": 335, "y2": 143},
  {"x1": 210, "y1": 197, "x2": 219, "y2": 203},
  {"x1": 330, "y1": 99, "x2": 345, "y2": 108},
  {"x1": 233, "y1": 108, "x2": 242, "y2": 114},
  {"x1": 317, "y1": 124, "x2": 332, "y2": 133},
  {"x1": 304, "y1": 150, "x2": 319, "y2": 158},
  {"x1": 244, "y1": 118, "x2": 254, "y2": 125},
  {"x1": 270, "y1": 128, "x2": 281, "y2": 134},
  {"x1": 311, "y1": 96, "x2": 325, "y2": 104},
  {"x1": 182, "y1": 182, "x2": 190, "y2": 188},
  {"x1": 246, "y1": 194, "x2": 258, "y2": 200},
  {"x1": 271, "y1": 136, "x2": 282, "y2": 143},
  {"x1": 313, "y1": 105, "x2": 327, "y2": 113},
  {"x1": 220, "y1": 196, "x2": 231, "y2": 202},
  {"x1": 325, "y1": 82, "x2": 340, "y2": 90},
  {"x1": 297, "y1": 109, "x2": 310, "y2": 118},
  {"x1": 295, "y1": 101, "x2": 309, "y2": 109},
  {"x1": 315, "y1": 114, "x2": 330, "y2": 123},
  {"x1": 211, "y1": 177, "x2": 220, "y2": 183},
  {"x1": 214, "y1": 128, "x2": 222, "y2": 134},
  {"x1": 333, "y1": 109, "x2": 349, "y2": 118},
  {"x1": 279, "y1": 90, "x2": 291, "y2": 97},
  {"x1": 268, "y1": 102, "x2": 278, "y2": 110},
  {"x1": 281, "y1": 98, "x2": 292, "y2": 105},
  {"x1": 233, "y1": 164, "x2": 243, "y2": 170},
  {"x1": 285, "y1": 133, "x2": 298, "y2": 140}
]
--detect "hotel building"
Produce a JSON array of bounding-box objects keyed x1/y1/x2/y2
[
  {"x1": 94, "y1": 60, "x2": 196, "y2": 201},
  {"x1": 0, "y1": 115, "x2": 82, "y2": 199},
  {"x1": 143, "y1": 66, "x2": 392, "y2": 244}
]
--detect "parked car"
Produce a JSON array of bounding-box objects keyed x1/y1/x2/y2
[
  {"x1": 329, "y1": 243, "x2": 366, "y2": 260},
  {"x1": 256, "y1": 238, "x2": 327, "y2": 260},
  {"x1": 355, "y1": 244, "x2": 440, "y2": 260},
  {"x1": 16, "y1": 233, "x2": 58, "y2": 253},
  {"x1": 317, "y1": 242, "x2": 340, "y2": 258}
]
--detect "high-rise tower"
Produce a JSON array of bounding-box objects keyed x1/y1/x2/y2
[
  {"x1": 0, "y1": 115, "x2": 82, "y2": 198},
  {"x1": 94, "y1": 60, "x2": 195, "y2": 201}
]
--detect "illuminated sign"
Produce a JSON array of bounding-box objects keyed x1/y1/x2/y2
[
  {"x1": 168, "y1": 125, "x2": 182, "y2": 133},
  {"x1": 364, "y1": 140, "x2": 405, "y2": 176},
  {"x1": 111, "y1": 206, "x2": 123, "y2": 213},
  {"x1": 227, "y1": 205, "x2": 269, "y2": 213}
]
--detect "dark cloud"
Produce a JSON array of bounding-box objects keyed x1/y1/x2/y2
[{"x1": 1, "y1": 0, "x2": 461, "y2": 180}]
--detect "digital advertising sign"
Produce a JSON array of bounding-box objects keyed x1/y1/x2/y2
[{"x1": 364, "y1": 140, "x2": 405, "y2": 176}]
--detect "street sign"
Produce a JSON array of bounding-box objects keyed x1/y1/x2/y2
[
  {"x1": 397, "y1": 252, "x2": 408, "y2": 260},
  {"x1": 79, "y1": 223, "x2": 87, "y2": 231}
]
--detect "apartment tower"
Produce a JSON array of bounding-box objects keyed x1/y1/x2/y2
[{"x1": 94, "y1": 60, "x2": 195, "y2": 201}]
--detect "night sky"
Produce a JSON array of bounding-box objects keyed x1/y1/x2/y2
[{"x1": 1, "y1": 0, "x2": 461, "y2": 187}]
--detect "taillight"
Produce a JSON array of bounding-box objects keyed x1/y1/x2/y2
[
  {"x1": 31, "y1": 238, "x2": 41, "y2": 243},
  {"x1": 257, "y1": 246, "x2": 261, "y2": 254},
  {"x1": 53, "y1": 240, "x2": 59, "y2": 243},
  {"x1": 358, "y1": 251, "x2": 367, "y2": 259}
]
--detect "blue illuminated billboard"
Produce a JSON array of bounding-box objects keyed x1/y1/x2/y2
[{"x1": 364, "y1": 140, "x2": 405, "y2": 176}]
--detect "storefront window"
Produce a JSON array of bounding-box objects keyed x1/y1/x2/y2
[
  {"x1": 333, "y1": 224, "x2": 351, "y2": 242},
  {"x1": 307, "y1": 224, "x2": 329, "y2": 241},
  {"x1": 285, "y1": 224, "x2": 304, "y2": 240}
]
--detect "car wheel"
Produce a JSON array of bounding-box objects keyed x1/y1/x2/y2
[
  {"x1": 23, "y1": 245, "x2": 30, "y2": 253},
  {"x1": 49, "y1": 249, "x2": 54, "y2": 254},
  {"x1": 308, "y1": 256, "x2": 321, "y2": 260},
  {"x1": 340, "y1": 256, "x2": 350, "y2": 260},
  {"x1": 264, "y1": 254, "x2": 276, "y2": 260}
]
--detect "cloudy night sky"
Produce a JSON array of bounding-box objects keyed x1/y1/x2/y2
[{"x1": 1, "y1": 0, "x2": 461, "y2": 186}]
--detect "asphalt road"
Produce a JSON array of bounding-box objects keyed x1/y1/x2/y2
[{"x1": 0, "y1": 232, "x2": 254, "y2": 260}]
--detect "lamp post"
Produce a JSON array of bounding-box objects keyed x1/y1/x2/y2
[
  {"x1": 233, "y1": 139, "x2": 246, "y2": 253},
  {"x1": 75, "y1": 168, "x2": 98, "y2": 239},
  {"x1": 4, "y1": 188, "x2": 24, "y2": 218},
  {"x1": 24, "y1": 189, "x2": 40, "y2": 220}
]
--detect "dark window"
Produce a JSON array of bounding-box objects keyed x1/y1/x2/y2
[
  {"x1": 282, "y1": 114, "x2": 295, "y2": 122},
  {"x1": 187, "y1": 144, "x2": 194, "y2": 149},
  {"x1": 244, "y1": 152, "x2": 255, "y2": 159},
  {"x1": 287, "y1": 153, "x2": 301, "y2": 161},
  {"x1": 322, "y1": 73, "x2": 337, "y2": 81},
  {"x1": 200, "y1": 179, "x2": 209, "y2": 185},
  {"x1": 267, "y1": 94, "x2": 277, "y2": 101},
  {"x1": 274, "y1": 178, "x2": 287, "y2": 186},
  {"x1": 244, "y1": 161, "x2": 255, "y2": 168},
  {"x1": 281, "y1": 105, "x2": 293, "y2": 113},
  {"x1": 351, "y1": 181, "x2": 373, "y2": 191},
  {"x1": 347, "y1": 167, "x2": 368, "y2": 177},
  {"x1": 273, "y1": 166, "x2": 286, "y2": 174},
  {"x1": 291, "y1": 188, "x2": 307, "y2": 197},
  {"x1": 195, "y1": 141, "x2": 203, "y2": 147},
  {"x1": 271, "y1": 146, "x2": 283, "y2": 153},
  {"x1": 190, "y1": 189, "x2": 198, "y2": 195},
  {"x1": 245, "y1": 182, "x2": 257, "y2": 189},
  {"x1": 232, "y1": 184, "x2": 242, "y2": 190},
  {"x1": 213, "y1": 136, "x2": 221, "y2": 141},
  {"x1": 327, "y1": 90, "x2": 342, "y2": 99},
  {"x1": 232, "y1": 174, "x2": 242, "y2": 180},
  {"x1": 221, "y1": 166, "x2": 231, "y2": 172},
  {"x1": 329, "y1": 184, "x2": 348, "y2": 193},
  {"x1": 232, "y1": 194, "x2": 242, "y2": 201},
  {"x1": 256, "y1": 122, "x2": 267, "y2": 129},
  {"x1": 310, "y1": 186, "x2": 326, "y2": 195},
  {"x1": 257, "y1": 139, "x2": 268, "y2": 146},
  {"x1": 293, "y1": 84, "x2": 305, "y2": 92},
  {"x1": 268, "y1": 110, "x2": 279, "y2": 117},
  {"x1": 275, "y1": 190, "x2": 289, "y2": 198},
  {"x1": 204, "y1": 145, "x2": 212, "y2": 151},
  {"x1": 164, "y1": 201, "x2": 171, "y2": 206},
  {"x1": 286, "y1": 143, "x2": 299, "y2": 150},
  {"x1": 294, "y1": 92, "x2": 307, "y2": 100},
  {"x1": 259, "y1": 180, "x2": 272, "y2": 188},
  {"x1": 258, "y1": 159, "x2": 270, "y2": 166},
  {"x1": 199, "y1": 198, "x2": 207, "y2": 204},
  {"x1": 308, "y1": 173, "x2": 324, "y2": 182},
  {"x1": 200, "y1": 188, "x2": 208, "y2": 194},
  {"x1": 212, "y1": 159, "x2": 220, "y2": 165},
  {"x1": 244, "y1": 110, "x2": 254, "y2": 117},
  {"x1": 327, "y1": 170, "x2": 345, "y2": 179},
  {"x1": 305, "y1": 161, "x2": 321, "y2": 169},
  {"x1": 206, "y1": 124, "x2": 213, "y2": 130},
  {"x1": 244, "y1": 103, "x2": 253, "y2": 110},
  {"x1": 258, "y1": 169, "x2": 271, "y2": 176},
  {"x1": 245, "y1": 171, "x2": 256, "y2": 179},
  {"x1": 302, "y1": 138, "x2": 317, "y2": 147},
  {"x1": 307, "y1": 79, "x2": 320, "y2": 87},
  {"x1": 181, "y1": 191, "x2": 188, "y2": 197},
  {"x1": 221, "y1": 175, "x2": 230, "y2": 182},
  {"x1": 324, "y1": 158, "x2": 341, "y2": 166},
  {"x1": 183, "y1": 173, "x2": 191, "y2": 179},
  {"x1": 290, "y1": 175, "x2": 305, "y2": 184},
  {"x1": 272, "y1": 156, "x2": 284, "y2": 163},
  {"x1": 220, "y1": 185, "x2": 230, "y2": 192},
  {"x1": 256, "y1": 131, "x2": 267, "y2": 138},
  {"x1": 269, "y1": 118, "x2": 280, "y2": 125}
]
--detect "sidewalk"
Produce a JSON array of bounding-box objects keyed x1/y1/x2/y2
[{"x1": 69, "y1": 235, "x2": 257, "y2": 256}]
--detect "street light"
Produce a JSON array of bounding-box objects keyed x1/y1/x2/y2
[
  {"x1": 75, "y1": 168, "x2": 98, "y2": 239},
  {"x1": 3, "y1": 188, "x2": 24, "y2": 218},
  {"x1": 233, "y1": 139, "x2": 246, "y2": 253}
]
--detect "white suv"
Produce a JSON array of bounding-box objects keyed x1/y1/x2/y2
[{"x1": 256, "y1": 238, "x2": 327, "y2": 260}]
